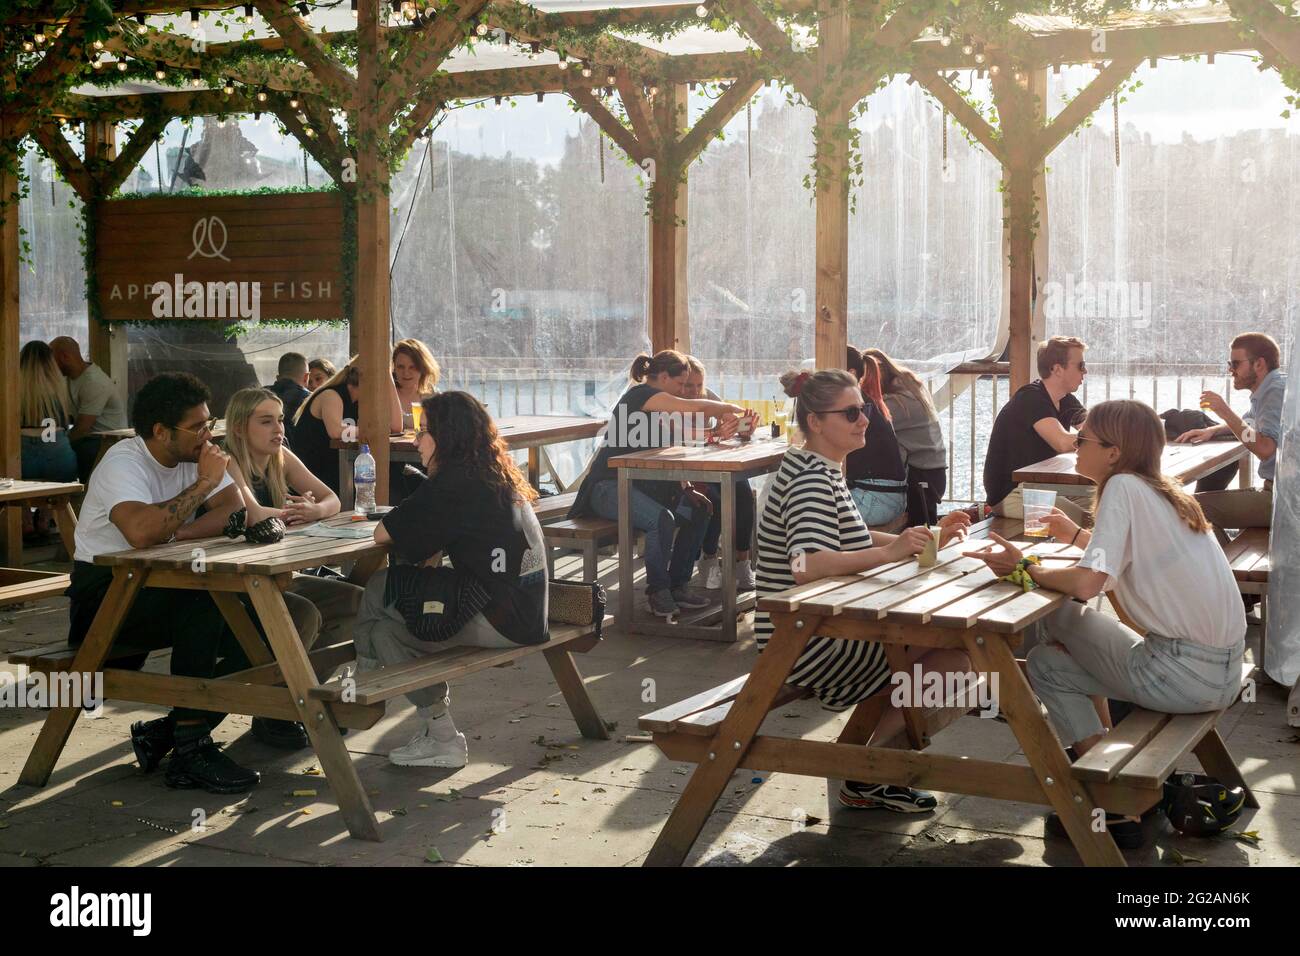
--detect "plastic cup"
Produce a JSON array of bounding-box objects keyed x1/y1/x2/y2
[{"x1": 1022, "y1": 488, "x2": 1057, "y2": 537}]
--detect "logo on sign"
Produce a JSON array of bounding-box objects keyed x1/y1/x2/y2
[{"x1": 188, "y1": 215, "x2": 230, "y2": 261}]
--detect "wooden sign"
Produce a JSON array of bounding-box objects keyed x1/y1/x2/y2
[{"x1": 94, "y1": 191, "x2": 345, "y2": 322}]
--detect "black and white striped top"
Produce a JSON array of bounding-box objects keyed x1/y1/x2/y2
[{"x1": 754, "y1": 446, "x2": 873, "y2": 647}]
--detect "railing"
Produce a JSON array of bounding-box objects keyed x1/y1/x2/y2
[{"x1": 434, "y1": 361, "x2": 1250, "y2": 500}]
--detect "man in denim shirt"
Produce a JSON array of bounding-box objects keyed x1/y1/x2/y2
[{"x1": 1176, "y1": 333, "x2": 1286, "y2": 543}]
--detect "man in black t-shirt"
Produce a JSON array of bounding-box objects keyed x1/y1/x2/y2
[
  {"x1": 265, "y1": 352, "x2": 311, "y2": 430},
  {"x1": 984, "y1": 336, "x2": 1089, "y2": 520}
]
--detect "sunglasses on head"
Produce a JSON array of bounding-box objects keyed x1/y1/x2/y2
[{"x1": 819, "y1": 404, "x2": 870, "y2": 423}]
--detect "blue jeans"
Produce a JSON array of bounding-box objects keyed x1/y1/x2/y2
[
  {"x1": 1024, "y1": 601, "x2": 1244, "y2": 746},
  {"x1": 589, "y1": 479, "x2": 709, "y2": 594},
  {"x1": 700, "y1": 478, "x2": 755, "y2": 558},
  {"x1": 850, "y1": 481, "x2": 907, "y2": 527},
  {"x1": 21, "y1": 432, "x2": 78, "y2": 483}
]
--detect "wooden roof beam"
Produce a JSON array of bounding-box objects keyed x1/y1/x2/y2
[
  {"x1": 253, "y1": 0, "x2": 356, "y2": 106},
  {"x1": 1035, "y1": 55, "x2": 1142, "y2": 160},
  {"x1": 379, "y1": 0, "x2": 490, "y2": 118},
  {"x1": 8, "y1": 16, "x2": 88, "y2": 142},
  {"x1": 96, "y1": 114, "x2": 172, "y2": 195},
  {"x1": 909, "y1": 71, "x2": 1006, "y2": 165},
  {"x1": 676, "y1": 72, "x2": 761, "y2": 164},
  {"x1": 716, "y1": 0, "x2": 819, "y2": 100},
  {"x1": 30, "y1": 123, "x2": 95, "y2": 202},
  {"x1": 1228, "y1": 0, "x2": 1300, "y2": 67},
  {"x1": 392, "y1": 95, "x2": 444, "y2": 158},
  {"x1": 569, "y1": 85, "x2": 651, "y2": 165}
]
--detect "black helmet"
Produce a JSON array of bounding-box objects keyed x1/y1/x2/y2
[{"x1": 1161, "y1": 771, "x2": 1246, "y2": 836}]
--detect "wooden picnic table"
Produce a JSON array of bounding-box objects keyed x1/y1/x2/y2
[
  {"x1": 333, "y1": 414, "x2": 605, "y2": 506},
  {"x1": 639, "y1": 520, "x2": 1254, "y2": 866},
  {"x1": 608, "y1": 436, "x2": 787, "y2": 643},
  {"x1": 0, "y1": 479, "x2": 82, "y2": 566},
  {"x1": 17, "y1": 515, "x2": 391, "y2": 841},
  {"x1": 1012, "y1": 439, "x2": 1249, "y2": 494}
]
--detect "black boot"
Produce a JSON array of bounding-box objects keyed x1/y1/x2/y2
[
  {"x1": 131, "y1": 715, "x2": 175, "y2": 773},
  {"x1": 251, "y1": 717, "x2": 310, "y2": 750},
  {"x1": 165, "y1": 725, "x2": 260, "y2": 794}
]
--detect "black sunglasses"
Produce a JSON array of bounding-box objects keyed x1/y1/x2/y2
[{"x1": 818, "y1": 404, "x2": 870, "y2": 423}]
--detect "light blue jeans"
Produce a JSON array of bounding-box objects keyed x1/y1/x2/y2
[
  {"x1": 589, "y1": 479, "x2": 708, "y2": 594},
  {"x1": 849, "y1": 482, "x2": 907, "y2": 527},
  {"x1": 1024, "y1": 601, "x2": 1244, "y2": 746}
]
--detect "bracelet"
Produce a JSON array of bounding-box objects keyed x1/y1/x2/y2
[{"x1": 1069, "y1": 528, "x2": 1082, "y2": 547}]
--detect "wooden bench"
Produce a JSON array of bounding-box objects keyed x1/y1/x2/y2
[
  {"x1": 1222, "y1": 528, "x2": 1270, "y2": 667},
  {"x1": 312, "y1": 616, "x2": 613, "y2": 740},
  {"x1": 543, "y1": 517, "x2": 618, "y2": 582},
  {"x1": 0, "y1": 568, "x2": 72, "y2": 609},
  {"x1": 1071, "y1": 662, "x2": 1257, "y2": 804},
  {"x1": 641, "y1": 669, "x2": 990, "y2": 751},
  {"x1": 531, "y1": 491, "x2": 577, "y2": 526}
]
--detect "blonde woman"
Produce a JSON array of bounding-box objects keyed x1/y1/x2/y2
[
  {"x1": 19, "y1": 341, "x2": 77, "y2": 537},
  {"x1": 291, "y1": 355, "x2": 403, "y2": 494},
  {"x1": 392, "y1": 339, "x2": 441, "y2": 430},
  {"x1": 965, "y1": 400, "x2": 1246, "y2": 847},
  {"x1": 864, "y1": 349, "x2": 947, "y2": 526},
  {"x1": 222, "y1": 387, "x2": 365, "y2": 749}
]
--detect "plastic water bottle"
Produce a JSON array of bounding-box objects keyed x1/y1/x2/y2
[{"x1": 354, "y1": 444, "x2": 376, "y2": 514}]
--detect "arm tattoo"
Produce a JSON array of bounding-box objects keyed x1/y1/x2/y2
[{"x1": 152, "y1": 479, "x2": 212, "y2": 541}]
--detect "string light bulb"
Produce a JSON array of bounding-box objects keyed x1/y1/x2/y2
[
  {"x1": 351, "y1": 0, "x2": 358, "y2": 17},
  {"x1": 135, "y1": 15, "x2": 148, "y2": 35},
  {"x1": 21, "y1": 38, "x2": 34, "y2": 53},
  {"x1": 223, "y1": 78, "x2": 235, "y2": 95},
  {"x1": 116, "y1": 59, "x2": 128, "y2": 72},
  {"x1": 697, "y1": 3, "x2": 709, "y2": 17},
  {"x1": 557, "y1": 53, "x2": 569, "y2": 70},
  {"x1": 475, "y1": 20, "x2": 489, "y2": 36},
  {"x1": 244, "y1": 4, "x2": 254, "y2": 20},
  {"x1": 304, "y1": 126, "x2": 316, "y2": 137},
  {"x1": 289, "y1": 93, "x2": 300, "y2": 109},
  {"x1": 298, "y1": 2, "x2": 312, "y2": 24},
  {"x1": 961, "y1": 35, "x2": 974, "y2": 56},
  {"x1": 33, "y1": 31, "x2": 46, "y2": 45},
  {"x1": 154, "y1": 62, "x2": 166, "y2": 80},
  {"x1": 988, "y1": 63, "x2": 1000, "y2": 75},
  {"x1": 190, "y1": 9, "x2": 200, "y2": 26},
  {"x1": 92, "y1": 38, "x2": 104, "y2": 50},
  {"x1": 401, "y1": 1, "x2": 416, "y2": 20},
  {"x1": 939, "y1": 25, "x2": 951, "y2": 47},
  {"x1": 580, "y1": 60, "x2": 592, "y2": 78},
  {"x1": 190, "y1": 68, "x2": 203, "y2": 87},
  {"x1": 256, "y1": 87, "x2": 269, "y2": 103},
  {"x1": 605, "y1": 70, "x2": 616, "y2": 86},
  {"x1": 973, "y1": 42, "x2": 986, "y2": 64}
]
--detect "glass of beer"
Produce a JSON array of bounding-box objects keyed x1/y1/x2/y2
[
  {"x1": 1022, "y1": 488, "x2": 1057, "y2": 538},
  {"x1": 410, "y1": 403, "x2": 423, "y2": 435}
]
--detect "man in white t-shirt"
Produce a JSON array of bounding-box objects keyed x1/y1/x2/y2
[
  {"x1": 50, "y1": 336, "x2": 129, "y2": 483},
  {"x1": 68, "y1": 372, "x2": 262, "y2": 795}
]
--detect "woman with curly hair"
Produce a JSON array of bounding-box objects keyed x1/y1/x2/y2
[{"x1": 357, "y1": 391, "x2": 549, "y2": 767}]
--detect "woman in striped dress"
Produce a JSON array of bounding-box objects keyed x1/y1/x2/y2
[{"x1": 755, "y1": 369, "x2": 971, "y2": 813}]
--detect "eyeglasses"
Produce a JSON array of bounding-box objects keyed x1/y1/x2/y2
[
  {"x1": 818, "y1": 404, "x2": 870, "y2": 423},
  {"x1": 1227, "y1": 358, "x2": 1249, "y2": 370},
  {"x1": 172, "y1": 416, "x2": 219, "y2": 438},
  {"x1": 1073, "y1": 435, "x2": 1112, "y2": 451},
  {"x1": 1073, "y1": 361, "x2": 1088, "y2": 373}
]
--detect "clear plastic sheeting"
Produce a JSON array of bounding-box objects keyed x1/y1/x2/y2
[
  {"x1": 1267, "y1": 324, "x2": 1298, "y2": 687},
  {"x1": 18, "y1": 148, "x2": 88, "y2": 346},
  {"x1": 1045, "y1": 56, "x2": 1297, "y2": 423}
]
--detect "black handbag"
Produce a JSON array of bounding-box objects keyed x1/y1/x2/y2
[{"x1": 383, "y1": 563, "x2": 491, "y2": 643}]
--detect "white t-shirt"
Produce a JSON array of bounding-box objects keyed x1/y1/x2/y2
[
  {"x1": 1076, "y1": 474, "x2": 1245, "y2": 648},
  {"x1": 69, "y1": 363, "x2": 129, "y2": 433},
  {"x1": 74, "y1": 437, "x2": 233, "y2": 563}
]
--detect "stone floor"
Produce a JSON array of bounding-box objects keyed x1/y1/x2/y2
[{"x1": 1, "y1": 544, "x2": 1296, "y2": 868}]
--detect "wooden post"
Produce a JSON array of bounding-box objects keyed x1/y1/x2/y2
[
  {"x1": 1, "y1": 147, "x2": 20, "y2": 565},
  {"x1": 993, "y1": 66, "x2": 1045, "y2": 394},
  {"x1": 82, "y1": 120, "x2": 130, "y2": 403},
  {"x1": 648, "y1": 83, "x2": 688, "y2": 354},
  {"x1": 813, "y1": 2, "x2": 850, "y2": 371},
  {"x1": 354, "y1": 0, "x2": 392, "y2": 503}
]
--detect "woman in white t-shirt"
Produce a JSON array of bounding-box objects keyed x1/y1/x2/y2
[{"x1": 965, "y1": 400, "x2": 1245, "y2": 839}]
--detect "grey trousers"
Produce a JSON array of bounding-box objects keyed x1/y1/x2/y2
[
  {"x1": 352, "y1": 568, "x2": 516, "y2": 711},
  {"x1": 282, "y1": 574, "x2": 365, "y2": 650},
  {"x1": 1023, "y1": 601, "x2": 1243, "y2": 746}
]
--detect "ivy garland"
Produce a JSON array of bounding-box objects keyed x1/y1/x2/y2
[{"x1": 84, "y1": 184, "x2": 353, "y2": 334}]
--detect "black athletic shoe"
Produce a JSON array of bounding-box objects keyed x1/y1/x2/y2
[
  {"x1": 130, "y1": 716, "x2": 175, "y2": 773},
  {"x1": 165, "y1": 735, "x2": 260, "y2": 794},
  {"x1": 838, "y1": 781, "x2": 938, "y2": 813},
  {"x1": 251, "y1": 717, "x2": 311, "y2": 750},
  {"x1": 1046, "y1": 811, "x2": 1144, "y2": 850}
]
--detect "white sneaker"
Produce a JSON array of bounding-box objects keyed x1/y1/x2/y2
[
  {"x1": 704, "y1": 558, "x2": 723, "y2": 590},
  {"x1": 388, "y1": 715, "x2": 468, "y2": 768},
  {"x1": 736, "y1": 560, "x2": 756, "y2": 592}
]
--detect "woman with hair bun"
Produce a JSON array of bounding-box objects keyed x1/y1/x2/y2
[
  {"x1": 844, "y1": 347, "x2": 908, "y2": 529},
  {"x1": 569, "y1": 350, "x2": 746, "y2": 620},
  {"x1": 755, "y1": 368, "x2": 971, "y2": 813}
]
